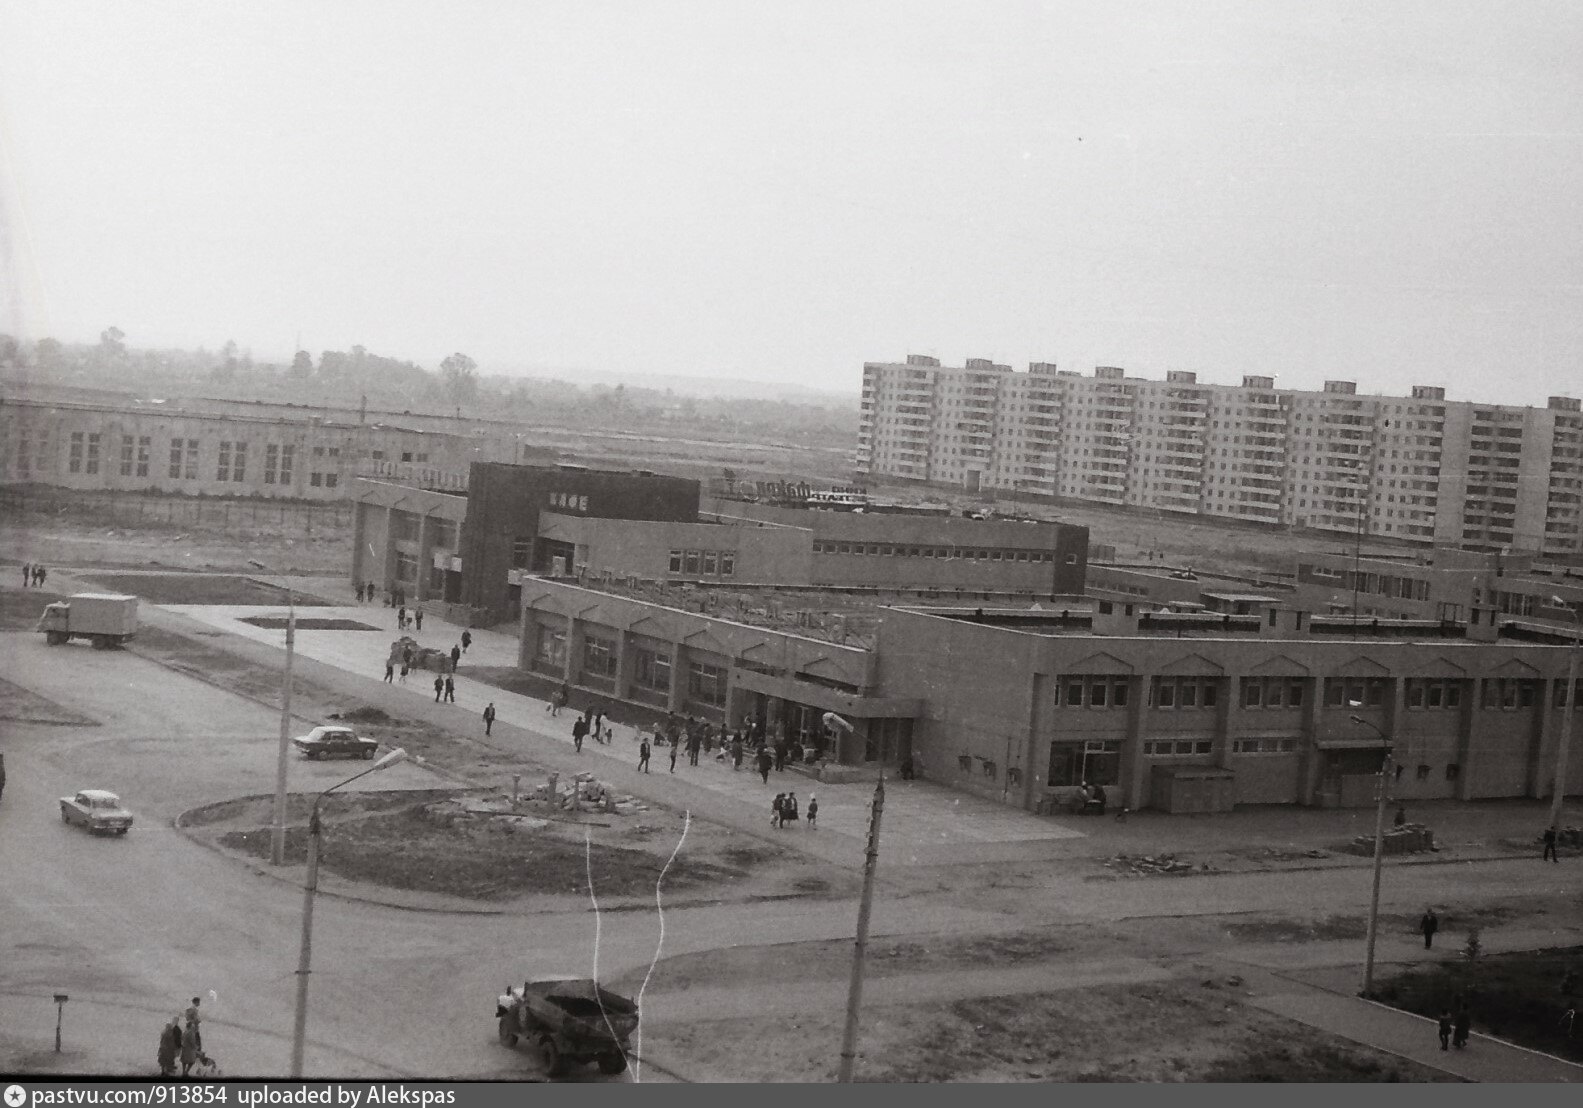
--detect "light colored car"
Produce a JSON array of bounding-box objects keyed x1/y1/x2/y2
[
  {"x1": 60, "y1": 789, "x2": 134, "y2": 834},
  {"x1": 293, "y1": 725, "x2": 381, "y2": 760}
]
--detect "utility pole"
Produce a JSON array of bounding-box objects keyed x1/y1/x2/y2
[
  {"x1": 1551, "y1": 610, "x2": 1579, "y2": 830},
  {"x1": 838, "y1": 769, "x2": 885, "y2": 1082},
  {"x1": 271, "y1": 595, "x2": 297, "y2": 865},
  {"x1": 1351, "y1": 714, "x2": 1392, "y2": 998}
]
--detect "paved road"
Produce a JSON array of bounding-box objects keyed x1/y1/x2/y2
[{"x1": 4, "y1": 584, "x2": 1580, "y2": 1082}]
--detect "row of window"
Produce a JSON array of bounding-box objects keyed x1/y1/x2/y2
[
  {"x1": 813, "y1": 541, "x2": 1072, "y2": 564},
  {"x1": 65, "y1": 433, "x2": 320, "y2": 486},
  {"x1": 1059, "y1": 673, "x2": 1577, "y2": 711},
  {"x1": 534, "y1": 629, "x2": 729, "y2": 708},
  {"x1": 667, "y1": 549, "x2": 737, "y2": 577}
]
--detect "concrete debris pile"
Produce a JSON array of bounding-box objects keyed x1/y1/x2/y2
[
  {"x1": 1104, "y1": 853, "x2": 1208, "y2": 876},
  {"x1": 538, "y1": 772, "x2": 650, "y2": 816},
  {"x1": 1345, "y1": 823, "x2": 1435, "y2": 856}
]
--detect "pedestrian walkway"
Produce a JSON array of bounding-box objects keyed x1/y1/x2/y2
[
  {"x1": 1248, "y1": 990, "x2": 1580, "y2": 1082},
  {"x1": 158, "y1": 600, "x2": 1087, "y2": 865}
]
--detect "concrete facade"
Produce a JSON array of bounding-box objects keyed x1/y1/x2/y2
[
  {"x1": 859, "y1": 358, "x2": 1583, "y2": 557},
  {"x1": 1, "y1": 396, "x2": 516, "y2": 500},
  {"x1": 873, "y1": 606, "x2": 1583, "y2": 813}
]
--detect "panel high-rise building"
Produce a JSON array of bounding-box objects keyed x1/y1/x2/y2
[{"x1": 858, "y1": 357, "x2": 1582, "y2": 557}]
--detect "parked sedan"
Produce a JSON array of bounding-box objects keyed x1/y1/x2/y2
[
  {"x1": 60, "y1": 790, "x2": 134, "y2": 834},
  {"x1": 293, "y1": 725, "x2": 381, "y2": 760}
]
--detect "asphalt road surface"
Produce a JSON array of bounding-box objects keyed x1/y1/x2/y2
[{"x1": 2, "y1": 626, "x2": 1577, "y2": 1080}]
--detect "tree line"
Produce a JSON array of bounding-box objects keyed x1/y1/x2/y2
[{"x1": 0, "y1": 330, "x2": 857, "y2": 446}]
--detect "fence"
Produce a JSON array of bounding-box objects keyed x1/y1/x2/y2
[{"x1": 1, "y1": 488, "x2": 353, "y2": 536}]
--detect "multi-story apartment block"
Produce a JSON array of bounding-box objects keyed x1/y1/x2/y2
[{"x1": 858, "y1": 357, "x2": 1583, "y2": 557}]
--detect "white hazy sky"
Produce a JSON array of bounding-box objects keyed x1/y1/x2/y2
[{"x1": 1, "y1": 1, "x2": 1580, "y2": 402}]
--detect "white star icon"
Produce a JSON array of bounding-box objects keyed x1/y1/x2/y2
[{"x1": 5, "y1": 1085, "x2": 28, "y2": 1108}]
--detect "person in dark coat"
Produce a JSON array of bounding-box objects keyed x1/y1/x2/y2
[
  {"x1": 1421, "y1": 908, "x2": 1439, "y2": 950},
  {"x1": 638, "y1": 739, "x2": 651, "y2": 773},
  {"x1": 450, "y1": 644, "x2": 462, "y2": 671},
  {"x1": 398, "y1": 606, "x2": 407, "y2": 630},
  {"x1": 180, "y1": 1020, "x2": 199, "y2": 1076},
  {"x1": 21, "y1": 563, "x2": 30, "y2": 588},
  {"x1": 782, "y1": 791, "x2": 799, "y2": 826},
  {"x1": 1437, "y1": 1009, "x2": 1453, "y2": 1051},
  {"x1": 1452, "y1": 1006, "x2": 1471, "y2": 1050},
  {"x1": 158, "y1": 1016, "x2": 181, "y2": 1077},
  {"x1": 772, "y1": 793, "x2": 784, "y2": 829},
  {"x1": 461, "y1": 630, "x2": 472, "y2": 653},
  {"x1": 434, "y1": 675, "x2": 444, "y2": 702},
  {"x1": 688, "y1": 729, "x2": 702, "y2": 766},
  {"x1": 1543, "y1": 825, "x2": 1559, "y2": 863},
  {"x1": 774, "y1": 740, "x2": 787, "y2": 772},
  {"x1": 0, "y1": 752, "x2": 6, "y2": 802},
  {"x1": 669, "y1": 735, "x2": 679, "y2": 773},
  {"x1": 807, "y1": 794, "x2": 818, "y2": 830},
  {"x1": 383, "y1": 660, "x2": 394, "y2": 683},
  {"x1": 414, "y1": 609, "x2": 423, "y2": 631},
  {"x1": 35, "y1": 565, "x2": 47, "y2": 588},
  {"x1": 573, "y1": 713, "x2": 588, "y2": 752},
  {"x1": 732, "y1": 736, "x2": 745, "y2": 770},
  {"x1": 444, "y1": 675, "x2": 455, "y2": 703},
  {"x1": 483, "y1": 702, "x2": 496, "y2": 735},
  {"x1": 757, "y1": 747, "x2": 773, "y2": 784}
]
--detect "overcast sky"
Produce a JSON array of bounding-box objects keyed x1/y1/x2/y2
[{"x1": 1, "y1": 1, "x2": 1579, "y2": 402}]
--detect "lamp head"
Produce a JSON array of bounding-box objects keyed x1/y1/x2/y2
[{"x1": 372, "y1": 747, "x2": 407, "y2": 772}]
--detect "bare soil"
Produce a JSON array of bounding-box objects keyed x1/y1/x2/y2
[
  {"x1": 83, "y1": 572, "x2": 332, "y2": 606},
  {"x1": 659, "y1": 980, "x2": 1455, "y2": 1082}
]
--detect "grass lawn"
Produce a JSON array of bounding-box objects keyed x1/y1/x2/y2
[{"x1": 1373, "y1": 946, "x2": 1583, "y2": 1063}]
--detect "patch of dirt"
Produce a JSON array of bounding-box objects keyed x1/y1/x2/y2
[
  {"x1": 83, "y1": 572, "x2": 333, "y2": 606},
  {"x1": 1372, "y1": 945, "x2": 1583, "y2": 1063},
  {"x1": 1224, "y1": 903, "x2": 1530, "y2": 945},
  {"x1": 0, "y1": 674, "x2": 101, "y2": 726},
  {"x1": 179, "y1": 789, "x2": 460, "y2": 828},
  {"x1": 0, "y1": 585, "x2": 68, "y2": 629},
  {"x1": 215, "y1": 804, "x2": 746, "y2": 900},
  {"x1": 241, "y1": 615, "x2": 380, "y2": 631},
  {"x1": 658, "y1": 980, "x2": 1454, "y2": 1082}
]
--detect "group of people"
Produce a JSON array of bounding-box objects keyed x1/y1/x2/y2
[
  {"x1": 349, "y1": 581, "x2": 396, "y2": 605},
  {"x1": 771, "y1": 791, "x2": 816, "y2": 829},
  {"x1": 1436, "y1": 997, "x2": 1474, "y2": 1052},
  {"x1": 19, "y1": 562, "x2": 48, "y2": 588},
  {"x1": 156, "y1": 996, "x2": 210, "y2": 1078},
  {"x1": 395, "y1": 605, "x2": 423, "y2": 632},
  {"x1": 571, "y1": 708, "x2": 613, "y2": 752}
]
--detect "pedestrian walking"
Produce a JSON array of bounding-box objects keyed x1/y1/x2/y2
[
  {"x1": 550, "y1": 682, "x2": 568, "y2": 716},
  {"x1": 807, "y1": 794, "x2": 818, "y2": 830},
  {"x1": 592, "y1": 711, "x2": 604, "y2": 744},
  {"x1": 366, "y1": 583, "x2": 375, "y2": 603},
  {"x1": 158, "y1": 1016, "x2": 181, "y2": 1077},
  {"x1": 398, "y1": 606, "x2": 407, "y2": 630},
  {"x1": 757, "y1": 747, "x2": 772, "y2": 785},
  {"x1": 688, "y1": 731, "x2": 701, "y2": 766},
  {"x1": 450, "y1": 644, "x2": 462, "y2": 671},
  {"x1": 35, "y1": 564, "x2": 46, "y2": 588},
  {"x1": 668, "y1": 738, "x2": 679, "y2": 773},
  {"x1": 399, "y1": 662, "x2": 409, "y2": 683},
  {"x1": 1543, "y1": 825, "x2": 1559, "y2": 863},
  {"x1": 21, "y1": 563, "x2": 30, "y2": 588},
  {"x1": 434, "y1": 675, "x2": 444, "y2": 703},
  {"x1": 1437, "y1": 1009, "x2": 1452, "y2": 1051},
  {"x1": 782, "y1": 791, "x2": 800, "y2": 827},
  {"x1": 414, "y1": 609, "x2": 423, "y2": 631},
  {"x1": 638, "y1": 739, "x2": 651, "y2": 773},
  {"x1": 1421, "y1": 908, "x2": 1439, "y2": 950},
  {"x1": 732, "y1": 736, "x2": 745, "y2": 771},
  {"x1": 180, "y1": 1020, "x2": 199, "y2": 1077},
  {"x1": 483, "y1": 702, "x2": 496, "y2": 735},
  {"x1": 461, "y1": 630, "x2": 472, "y2": 654},
  {"x1": 573, "y1": 713, "x2": 588, "y2": 752},
  {"x1": 1453, "y1": 1006, "x2": 1471, "y2": 1050},
  {"x1": 444, "y1": 675, "x2": 455, "y2": 703},
  {"x1": 772, "y1": 793, "x2": 784, "y2": 829},
  {"x1": 384, "y1": 661, "x2": 394, "y2": 683}
]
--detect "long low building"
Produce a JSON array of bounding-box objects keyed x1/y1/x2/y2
[{"x1": 874, "y1": 605, "x2": 1582, "y2": 813}]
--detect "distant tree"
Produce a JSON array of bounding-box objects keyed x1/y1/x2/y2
[
  {"x1": 0, "y1": 333, "x2": 17, "y2": 366},
  {"x1": 98, "y1": 326, "x2": 127, "y2": 362},
  {"x1": 289, "y1": 350, "x2": 313, "y2": 379},
  {"x1": 440, "y1": 352, "x2": 479, "y2": 409},
  {"x1": 33, "y1": 337, "x2": 64, "y2": 368}
]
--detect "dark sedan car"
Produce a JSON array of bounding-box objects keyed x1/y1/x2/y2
[{"x1": 293, "y1": 726, "x2": 381, "y2": 760}]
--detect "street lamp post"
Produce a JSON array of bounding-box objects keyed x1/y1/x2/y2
[
  {"x1": 290, "y1": 748, "x2": 407, "y2": 1078},
  {"x1": 1549, "y1": 598, "x2": 1580, "y2": 831},
  {"x1": 1350, "y1": 713, "x2": 1392, "y2": 997}
]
